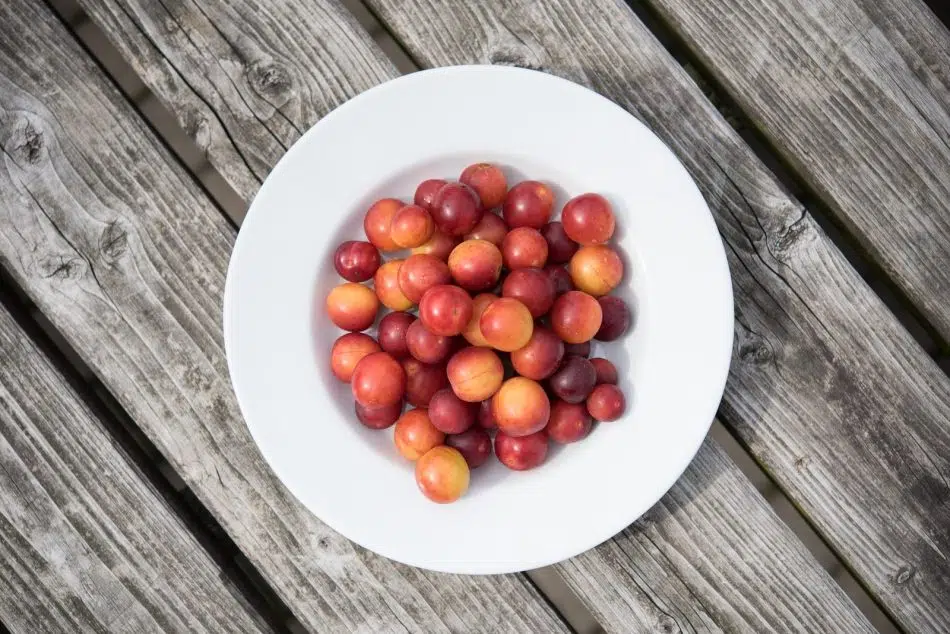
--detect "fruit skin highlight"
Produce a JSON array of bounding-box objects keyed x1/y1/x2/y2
[
  {"x1": 326, "y1": 282, "x2": 378, "y2": 332},
  {"x1": 391, "y1": 204, "x2": 434, "y2": 248},
  {"x1": 502, "y1": 227, "x2": 548, "y2": 270},
  {"x1": 416, "y1": 446, "x2": 470, "y2": 503},
  {"x1": 414, "y1": 179, "x2": 447, "y2": 211},
  {"x1": 431, "y1": 182, "x2": 484, "y2": 236},
  {"x1": 334, "y1": 240, "x2": 381, "y2": 282},
  {"x1": 419, "y1": 285, "x2": 473, "y2": 337},
  {"x1": 394, "y1": 409, "x2": 445, "y2": 461},
  {"x1": 447, "y1": 347, "x2": 504, "y2": 403},
  {"x1": 377, "y1": 312, "x2": 414, "y2": 359},
  {"x1": 363, "y1": 198, "x2": 403, "y2": 251},
  {"x1": 448, "y1": 239, "x2": 503, "y2": 292},
  {"x1": 398, "y1": 254, "x2": 451, "y2": 303},
  {"x1": 461, "y1": 163, "x2": 508, "y2": 209},
  {"x1": 351, "y1": 352, "x2": 406, "y2": 408},
  {"x1": 479, "y1": 298, "x2": 534, "y2": 352},
  {"x1": 502, "y1": 267, "x2": 556, "y2": 318},
  {"x1": 503, "y1": 181, "x2": 554, "y2": 229},
  {"x1": 510, "y1": 327, "x2": 564, "y2": 381},
  {"x1": 587, "y1": 384, "x2": 626, "y2": 422},
  {"x1": 492, "y1": 377, "x2": 551, "y2": 437},
  {"x1": 550, "y1": 291, "x2": 602, "y2": 344},
  {"x1": 374, "y1": 260, "x2": 413, "y2": 311},
  {"x1": 549, "y1": 356, "x2": 597, "y2": 404},
  {"x1": 569, "y1": 245, "x2": 623, "y2": 297},
  {"x1": 331, "y1": 332, "x2": 381, "y2": 382},
  {"x1": 546, "y1": 401, "x2": 593, "y2": 444},
  {"x1": 495, "y1": 430, "x2": 549, "y2": 471},
  {"x1": 561, "y1": 193, "x2": 615, "y2": 245}
]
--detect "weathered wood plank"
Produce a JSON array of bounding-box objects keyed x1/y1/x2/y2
[
  {"x1": 0, "y1": 3, "x2": 567, "y2": 631},
  {"x1": 5, "y1": 1, "x2": 879, "y2": 632},
  {"x1": 74, "y1": 0, "x2": 398, "y2": 203},
  {"x1": 560, "y1": 437, "x2": 874, "y2": 632},
  {"x1": 640, "y1": 0, "x2": 950, "y2": 342},
  {"x1": 362, "y1": 0, "x2": 950, "y2": 630},
  {"x1": 0, "y1": 305, "x2": 267, "y2": 632}
]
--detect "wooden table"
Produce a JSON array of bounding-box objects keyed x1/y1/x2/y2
[{"x1": 1, "y1": 0, "x2": 948, "y2": 631}]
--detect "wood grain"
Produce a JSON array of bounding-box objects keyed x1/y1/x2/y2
[
  {"x1": 640, "y1": 0, "x2": 950, "y2": 343},
  {"x1": 0, "y1": 0, "x2": 878, "y2": 632},
  {"x1": 0, "y1": 305, "x2": 267, "y2": 632},
  {"x1": 0, "y1": 3, "x2": 567, "y2": 632},
  {"x1": 363, "y1": 0, "x2": 950, "y2": 630},
  {"x1": 559, "y1": 437, "x2": 874, "y2": 633},
  {"x1": 0, "y1": 0, "x2": 887, "y2": 632},
  {"x1": 74, "y1": 0, "x2": 398, "y2": 202}
]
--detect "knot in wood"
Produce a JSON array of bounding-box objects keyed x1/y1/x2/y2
[
  {"x1": 767, "y1": 214, "x2": 809, "y2": 261},
  {"x1": 486, "y1": 35, "x2": 547, "y2": 73},
  {"x1": 738, "y1": 336, "x2": 772, "y2": 366},
  {"x1": 40, "y1": 255, "x2": 83, "y2": 280},
  {"x1": 657, "y1": 614, "x2": 680, "y2": 634},
  {"x1": 895, "y1": 564, "x2": 916, "y2": 585},
  {"x1": 10, "y1": 117, "x2": 46, "y2": 165},
  {"x1": 99, "y1": 220, "x2": 128, "y2": 263},
  {"x1": 247, "y1": 60, "x2": 292, "y2": 104},
  {"x1": 489, "y1": 49, "x2": 544, "y2": 72}
]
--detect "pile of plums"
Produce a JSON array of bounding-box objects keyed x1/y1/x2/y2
[{"x1": 327, "y1": 163, "x2": 630, "y2": 503}]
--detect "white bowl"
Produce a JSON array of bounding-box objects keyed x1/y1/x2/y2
[{"x1": 224, "y1": 65, "x2": 733, "y2": 574}]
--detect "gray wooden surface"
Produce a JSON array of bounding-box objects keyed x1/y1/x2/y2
[
  {"x1": 0, "y1": 3, "x2": 568, "y2": 632},
  {"x1": 0, "y1": 0, "x2": 878, "y2": 632},
  {"x1": 362, "y1": 0, "x2": 950, "y2": 630},
  {"x1": 559, "y1": 437, "x2": 873, "y2": 633},
  {"x1": 74, "y1": 0, "x2": 398, "y2": 203},
  {"x1": 0, "y1": 305, "x2": 266, "y2": 632},
  {"x1": 641, "y1": 0, "x2": 950, "y2": 343}
]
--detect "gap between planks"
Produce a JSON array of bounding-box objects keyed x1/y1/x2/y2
[
  {"x1": 37, "y1": 0, "x2": 904, "y2": 631},
  {"x1": 0, "y1": 271, "x2": 300, "y2": 633},
  {"x1": 622, "y1": 0, "x2": 949, "y2": 363},
  {"x1": 44, "y1": 0, "x2": 247, "y2": 225}
]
